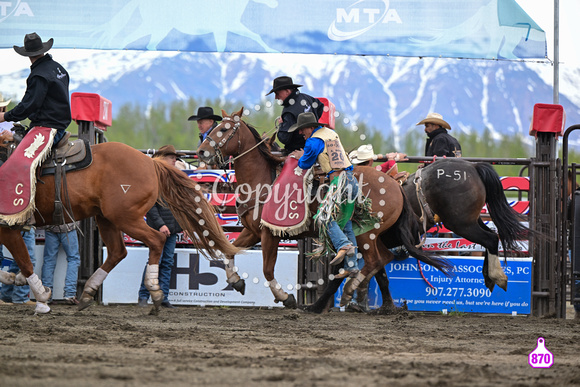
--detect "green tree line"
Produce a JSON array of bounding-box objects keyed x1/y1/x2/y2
[
  {"x1": 101, "y1": 97, "x2": 579, "y2": 177},
  {"x1": 5, "y1": 97, "x2": 577, "y2": 177}
]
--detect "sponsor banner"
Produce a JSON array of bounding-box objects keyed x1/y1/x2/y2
[
  {"x1": 102, "y1": 247, "x2": 298, "y2": 307},
  {"x1": 422, "y1": 237, "x2": 528, "y2": 254},
  {"x1": 0, "y1": 1, "x2": 545, "y2": 60},
  {"x1": 335, "y1": 256, "x2": 532, "y2": 314}
]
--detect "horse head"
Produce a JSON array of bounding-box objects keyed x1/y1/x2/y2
[
  {"x1": 197, "y1": 107, "x2": 284, "y2": 169},
  {"x1": 197, "y1": 108, "x2": 245, "y2": 168}
]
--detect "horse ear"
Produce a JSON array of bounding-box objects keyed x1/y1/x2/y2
[
  {"x1": 221, "y1": 109, "x2": 228, "y2": 117},
  {"x1": 234, "y1": 107, "x2": 244, "y2": 117}
]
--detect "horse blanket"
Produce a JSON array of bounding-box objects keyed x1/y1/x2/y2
[
  {"x1": 0, "y1": 126, "x2": 56, "y2": 226},
  {"x1": 260, "y1": 157, "x2": 312, "y2": 236}
]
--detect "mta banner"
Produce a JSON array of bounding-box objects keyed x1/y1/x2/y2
[{"x1": 0, "y1": 0, "x2": 545, "y2": 60}]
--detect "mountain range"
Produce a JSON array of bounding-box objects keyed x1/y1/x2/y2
[{"x1": 2, "y1": 51, "x2": 579, "y2": 149}]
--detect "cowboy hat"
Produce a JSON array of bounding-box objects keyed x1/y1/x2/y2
[
  {"x1": 13, "y1": 32, "x2": 53, "y2": 57},
  {"x1": 349, "y1": 144, "x2": 375, "y2": 164},
  {"x1": 288, "y1": 112, "x2": 320, "y2": 133},
  {"x1": 0, "y1": 93, "x2": 11, "y2": 108},
  {"x1": 187, "y1": 106, "x2": 222, "y2": 122},
  {"x1": 266, "y1": 76, "x2": 303, "y2": 96},
  {"x1": 416, "y1": 112, "x2": 451, "y2": 130},
  {"x1": 153, "y1": 145, "x2": 185, "y2": 158}
]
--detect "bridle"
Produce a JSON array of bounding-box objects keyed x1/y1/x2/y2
[
  {"x1": 203, "y1": 116, "x2": 242, "y2": 169},
  {"x1": 203, "y1": 116, "x2": 277, "y2": 169}
]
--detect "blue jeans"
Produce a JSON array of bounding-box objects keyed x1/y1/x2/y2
[
  {"x1": 139, "y1": 233, "x2": 177, "y2": 302},
  {"x1": 41, "y1": 230, "x2": 81, "y2": 299},
  {"x1": 0, "y1": 229, "x2": 36, "y2": 303},
  {"x1": 327, "y1": 170, "x2": 359, "y2": 271}
]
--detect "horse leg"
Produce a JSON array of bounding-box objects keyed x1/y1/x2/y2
[
  {"x1": 0, "y1": 228, "x2": 51, "y2": 314},
  {"x1": 456, "y1": 220, "x2": 506, "y2": 291},
  {"x1": 114, "y1": 216, "x2": 167, "y2": 315},
  {"x1": 78, "y1": 216, "x2": 127, "y2": 310},
  {"x1": 340, "y1": 235, "x2": 382, "y2": 307},
  {"x1": 303, "y1": 276, "x2": 343, "y2": 314},
  {"x1": 260, "y1": 228, "x2": 296, "y2": 308},
  {"x1": 225, "y1": 228, "x2": 261, "y2": 295}
]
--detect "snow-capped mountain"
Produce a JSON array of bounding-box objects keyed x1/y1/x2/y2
[{"x1": 2, "y1": 51, "x2": 579, "y2": 148}]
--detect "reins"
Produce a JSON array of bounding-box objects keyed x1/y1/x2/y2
[{"x1": 205, "y1": 116, "x2": 278, "y2": 168}]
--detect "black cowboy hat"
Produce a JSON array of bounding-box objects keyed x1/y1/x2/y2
[
  {"x1": 153, "y1": 145, "x2": 185, "y2": 158},
  {"x1": 187, "y1": 106, "x2": 222, "y2": 122},
  {"x1": 288, "y1": 112, "x2": 320, "y2": 133},
  {"x1": 13, "y1": 32, "x2": 53, "y2": 57},
  {"x1": 266, "y1": 76, "x2": 303, "y2": 96}
]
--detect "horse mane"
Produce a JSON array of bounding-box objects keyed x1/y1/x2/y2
[{"x1": 244, "y1": 121, "x2": 285, "y2": 166}]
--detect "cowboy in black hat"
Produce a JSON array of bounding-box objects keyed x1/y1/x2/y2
[
  {"x1": 188, "y1": 106, "x2": 222, "y2": 146},
  {"x1": 267, "y1": 76, "x2": 324, "y2": 154},
  {"x1": 0, "y1": 32, "x2": 71, "y2": 146}
]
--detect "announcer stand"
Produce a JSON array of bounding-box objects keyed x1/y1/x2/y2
[{"x1": 70, "y1": 92, "x2": 112, "y2": 298}]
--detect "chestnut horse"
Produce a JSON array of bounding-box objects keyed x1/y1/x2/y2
[
  {"x1": 0, "y1": 141, "x2": 240, "y2": 314},
  {"x1": 197, "y1": 108, "x2": 452, "y2": 308}
]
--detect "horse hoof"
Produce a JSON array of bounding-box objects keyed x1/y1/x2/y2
[
  {"x1": 232, "y1": 279, "x2": 246, "y2": 295},
  {"x1": 497, "y1": 279, "x2": 507, "y2": 291},
  {"x1": 77, "y1": 293, "x2": 94, "y2": 311},
  {"x1": 14, "y1": 272, "x2": 27, "y2": 286},
  {"x1": 0, "y1": 271, "x2": 15, "y2": 285},
  {"x1": 283, "y1": 294, "x2": 297, "y2": 309},
  {"x1": 35, "y1": 302, "x2": 51, "y2": 314}
]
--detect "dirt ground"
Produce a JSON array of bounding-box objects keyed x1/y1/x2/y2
[{"x1": 0, "y1": 303, "x2": 579, "y2": 387}]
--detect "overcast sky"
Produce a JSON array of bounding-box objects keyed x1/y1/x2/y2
[{"x1": 515, "y1": 0, "x2": 579, "y2": 65}]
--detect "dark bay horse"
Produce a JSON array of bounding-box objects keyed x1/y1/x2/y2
[
  {"x1": 197, "y1": 108, "x2": 452, "y2": 308},
  {"x1": 402, "y1": 158, "x2": 529, "y2": 291},
  {"x1": 0, "y1": 141, "x2": 240, "y2": 314},
  {"x1": 307, "y1": 158, "x2": 531, "y2": 314}
]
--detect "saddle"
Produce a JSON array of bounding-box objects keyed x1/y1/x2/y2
[{"x1": 40, "y1": 133, "x2": 93, "y2": 225}]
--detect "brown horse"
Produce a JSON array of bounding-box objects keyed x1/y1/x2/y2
[
  {"x1": 197, "y1": 108, "x2": 452, "y2": 308},
  {"x1": 0, "y1": 141, "x2": 240, "y2": 314},
  {"x1": 306, "y1": 158, "x2": 532, "y2": 313}
]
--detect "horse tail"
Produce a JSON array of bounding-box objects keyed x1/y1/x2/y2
[
  {"x1": 153, "y1": 160, "x2": 241, "y2": 258},
  {"x1": 474, "y1": 162, "x2": 528, "y2": 253},
  {"x1": 395, "y1": 190, "x2": 454, "y2": 276}
]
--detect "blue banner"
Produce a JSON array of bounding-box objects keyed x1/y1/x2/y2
[
  {"x1": 335, "y1": 256, "x2": 532, "y2": 314},
  {"x1": 0, "y1": 0, "x2": 545, "y2": 60}
]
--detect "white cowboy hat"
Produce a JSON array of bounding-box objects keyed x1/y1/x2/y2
[
  {"x1": 0, "y1": 93, "x2": 11, "y2": 108},
  {"x1": 416, "y1": 112, "x2": 451, "y2": 130},
  {"x1": 349, "y1": 144, "x2": 375, "y2": 164}
]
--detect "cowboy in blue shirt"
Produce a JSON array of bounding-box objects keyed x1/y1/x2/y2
[{"x1": 290, "y1": 112, "x2": 359, "y2": 278}]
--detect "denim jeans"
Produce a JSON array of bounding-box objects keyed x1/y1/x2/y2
[
  {"x1": 139, "y1": 233, "x2": 177, "y2": 302},
  {"x1": 41, "y1": 230, "x2": 81, "y2": 299},
  {"x1": 0, "y1": 229, "x2": 36, "y2": 303},
  {"x1": 327, "y1": 170, "x2": 359, "y2": 271}
]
